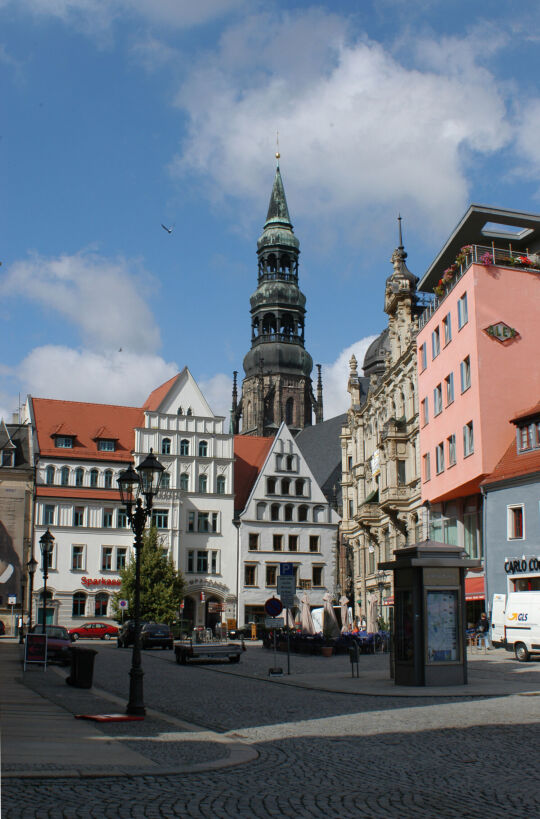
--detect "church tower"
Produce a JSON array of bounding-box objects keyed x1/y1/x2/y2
[{"x1": 233, "y1": 158, "x2": 322, "y2": 436}]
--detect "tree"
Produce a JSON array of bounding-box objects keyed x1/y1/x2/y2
[{"x1": 113, "y1": 526, "x2": 185, "y2": 624}]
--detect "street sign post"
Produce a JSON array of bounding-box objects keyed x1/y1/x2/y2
[
  {"x1": 264, "y1": 597, "x2": 283, "y2": 617},
  {"x1": 265, "y1": 617, "x2": 284, "y2": 628},
  {"x1": 280, "y1": 562, "x2": 294, "y2": 576},
  {"x1": 277, "y1": 576, "x2": 296, "y2": 607}
]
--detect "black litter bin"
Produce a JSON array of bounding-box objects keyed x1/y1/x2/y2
[{"x1": 66, "y1": 646, "x2": 97, "y2": 688}]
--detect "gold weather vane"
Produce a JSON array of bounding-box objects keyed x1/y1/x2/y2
[{"x1": 276, "y1": 130, "x2": 280, "y2": 165}]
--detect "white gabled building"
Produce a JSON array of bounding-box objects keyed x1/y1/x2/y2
[
  {"x1": 234, "y1": 423, "x2": 339, "y2": 627},
  {"x1": 25, "y1": 368, "x2": 236, "y2": 631}
]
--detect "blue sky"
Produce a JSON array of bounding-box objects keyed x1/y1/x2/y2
[{"x1": 3, "y1": 0, "x2": 540, "y2": 422}]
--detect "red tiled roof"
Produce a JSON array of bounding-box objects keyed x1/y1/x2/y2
[
  {"x1": 32, "y1": 398, "x2": 144, "y2": 462},
  {"x1": 234, "y1": 435, "x2": 273, "y2": 513},
  {"x1": 510, "y1": 401, "x2": 540, "y2": 425},
  {"x1": 91, "y1": 425, "x2": 119, "y2": 441},
  {"x1": 482, "y1": 439, "x2": 540, "y2": 487},
  {"x1": 142, "y1": 374, "x2": 180, "y2": 411},
  {"x1": 36, "y1": 486, "x2": 123, "y2": 501}
]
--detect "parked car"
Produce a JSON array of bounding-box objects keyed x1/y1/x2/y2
[
  {"x1": 117, "y1": 620, "x2": 148, "y2": 648},
  {"x1": 29, "y1": 624, "x2": 72, "y2": 665},
  {"x1": 141, "y1": 622, "x2": 173, "y2": 650},
  {"x1": 68, "y1": 622, "x2": 119, "y2": 641}
]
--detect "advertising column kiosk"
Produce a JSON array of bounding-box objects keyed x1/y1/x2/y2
[{"x1": 380, "y1": 541, "x2": 480, "y2": 687}]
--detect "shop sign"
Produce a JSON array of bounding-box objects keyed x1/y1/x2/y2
[
  {"x1": 208, "y1": 602, "x2": 225, "y2": 613},
  {"x1": 371, "y1": 449, "x2": 381, "y2": 477},
  {"x1": 484, "y1": 322, "x2": 519, "y2": 344},
  {"x1": 81, "y1": 576, "x2": 122, "y2": 587},
  {"x1": 504, "y1": 556, "x2": 540, "y2": 575}
]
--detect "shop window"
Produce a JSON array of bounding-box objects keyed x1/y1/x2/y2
[{"x1": 72, "y1": 592, "x2": 86, "y2": 617}]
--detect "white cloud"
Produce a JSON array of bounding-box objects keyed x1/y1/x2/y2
[
  {"x1": 198, "y1": 373, "x2": 233, "y2": 420},
  {"x1": 2, "y1": 251, "x2": 161, "y2": 354},
  {"x1": 19, "y1": 346, "x2": 178, "y2": 406},
  {"x1": 321, "y1": 336, "x2": 379, "y2": 419},
  {"x1": 173, "y1": 13, "x2": 512, "y2": 238}
]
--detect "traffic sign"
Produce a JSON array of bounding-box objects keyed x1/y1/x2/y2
[
  {"x1": 277, "y1": 576, "x2": 296, "y2": 607},
  {"x1": 119, "y1": 599, "x2": 128, "y2": 609},
  {"x1": 280, "y1": 562, "x2": 294, "y2": 576},
  {"x1": 265, "y1": 597, "x2": 283, "y2": 617},
  {"x1": 265, "y1": 617, "x2": 284, "y2": 628}
]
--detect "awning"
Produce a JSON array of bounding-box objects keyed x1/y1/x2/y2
[
  {"x1": 363, "y1": 488, "x2": 379, "y2": 505},
  {"x1": 382, "y1": 596, "x2": 394, "y2": 606},
  {"x1": 465, "y1": 576, "x2": 485, "y2": 601}
]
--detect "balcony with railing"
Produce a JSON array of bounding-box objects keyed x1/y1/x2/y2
[{"x1": 418, "y1": 244, "x2": 540, "y2": 329}]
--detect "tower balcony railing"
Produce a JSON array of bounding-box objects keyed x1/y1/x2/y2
[
  {"x1": 252, "y1": 333, "x2": 305, "y2": 346},
  {"x1": 418, "y1": 243, "x2": 540, "y2": 329},
  {"x1": 258, "y1": 271, "x2": 298, "y2": 283}
]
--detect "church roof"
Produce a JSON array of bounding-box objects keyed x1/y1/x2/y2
[
  {"x1": 296, "y1": 413, "x2": 347, "y2": 506},
  {"x1": 363, "y1": 327, "x2": 390, "y2": 378},
  {"x1": 265, "y1": 165, "x2": 292, "y2": 226}
]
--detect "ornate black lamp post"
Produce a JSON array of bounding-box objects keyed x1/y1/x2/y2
[
  {"x1": 118, "y1": 450, "x2": 164, "y2": 716},
  {"x1": 39, "y1": 529, "x2": 55, "y2": 629},
  {"x1": 27, "y1": 556, "x2": 38, "y2": 632},
  {"x1": 376, "y1": 569, "x2": 386, "y2": 623}
]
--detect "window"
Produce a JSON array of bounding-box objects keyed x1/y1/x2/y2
[
  {"x1": 295, "y1": 479, "x2": 304, "y2": 496},
  {"x1": 443, "y1": 313, "x2": 452, "y2": 345},
  {"x1": 180, "y1": 473, "x2": 189, "y2": 491},
  {"x1": 281, "y1": 478, "x2": 290, "y2": 495},
  {"x1": 46, "y1": 465, "x2": 55, "y2": 485},
  {"x1": 298, "y1": 505, "x2": 308, "y2": 522},
  {"x1": 98, "y1": 439, "x2": 115, "y2": 451},
  {"x1": 433, "y1": 384, "x2": 443, "y2": 416},
  {"x1": 75, "y1": 467, "x2": 84, "y2": 487},
  {"x1": 312, "y1": 566, "x2": 323, "y2": 587},
  {"x1": 517, "y1": 424, "x2": 539, "y2": 453},
  {"x1": 55, "y1": 436, "x2": 73, "y2": 448},
  {"x1": 198, "y1": 513, "x2": 210, "y2": 532},
  {"x1": 463, "y1": 421, "x2": 474, "y2": 457},
  {"x1": 95, "y1": 593, "x2": 108, "y2": 617},
  {"x1": 217, "y1": 475, "x2": 226, "y2": 494},
  {"x1": 309, "y1": 536, "x2": 319, "y2": 553},
  {"x1": 347, "y1": 456, "x2": 353, "y2": 471},
  {"x1": 286, "y1": 455, "x2": 294, "y2": 471},
  {"x1": 180, "y1": 439, "x2": 189, "y2": 456},
  {"x1": 44, "y1": 504, "x2": 55, "y2": 525},
  {"x1": 288, "y1": 535, "x2": 298, "y2": 552},
  {"x1": 249, "y1": 533, "x2": 259, "y2": 551},
  {"x1": 457, "y1": 293, "x2": 468, "y2": 329},
  {"x1": 266, "y1": 565, "x2": 277, "y2": 587},
  {"x1": 104, "y1": 470, "x2": 113, "y2": 489},
  {"x1": 187, "y1": 551, "x2": 194, "y2": 572},
  {"x1": 464, "y1": 509, "x2": 482, "y2": 559},
  {"x1": 90, "y1": 469, "x2": 98, "y2": 488},
  {"x1": 186, "y1": 407, "x2": 192, "y2": 416},
  {"x1": 72, "y1": 592, "x2": 86, "y2": 617},
  {"x1": 61, "y1": 466, "x2": 70, "y2": 486},
  {"x1": 267, "y1": 477, "x2": 276, "y2": 494},
  {"x1": 210, "y1": 551, "x2": 218, "y2": 574},
  {"x1": 256, "y1": 502, "x2": 266, "y2": 521},
  {"x1": 198, "y1": 440, "x2": 208, "y2": 457},
  {"x1": 284, "y1": 504, "x2": 294, "y2": 521},
  {"x1": 161, "y1": 438, "x2": 171, "y2": 455},
  {"x1": 1, "y1": 450, "x2": 13, "y2": 466},
  {"x1": 187, "y1": 511, "x2": 195, "y2": 532},
  {"x1": 161, "y1": 472, "x2": 170, "y2": 489},
  {"x1": 508, "y1": 506, "x2": 524, "y2": 539},
  {"x1": 421, "y1": 398, "x2": 429, "y2": 426},
  {"x1": 313, "y1": 505, "x2": 324, "y2": 523},
  {"x1": 348, "y1": 499, "x2": 354, "y2": 518},
  {"x1": 431, "y1": 327, "x2": 440, "y2": 359},
  {"x1": 118, "y1": 509, "x2": 128, "y2": 528},
  {"x1": 73, "y1": 507, "x2": 84, "y2": 527},
  {"x1": 101, "y1": 547, "x2": 113, "y2": 571},
  {"x1": 103, "y1": 509, "x2": 113, "y2": 528},
  {"x1": 197, "y1": 551, "x2": 208, "y2": 573},
  {"x1": 151, "y1": 509, "x2": 169, "y2": 529},
  {"x1": 198, "y1": 474, "x2": 207, "y2": 493},
  {"x1": 447, "y1": 434, "x2": 456, "y2": 466},
  {"x1": 423, "y1": 453, "x2": 431, "y2": 482},
  {"x1": 273, "y1": 534, "x2": 283, "y2": 551},
  {"x1": 71, "y1": 545, "x2": 85, "y2": 571},
  {"x1": 445, "y1": 373, "x2": 454, "y2": 405},
  {"x1": 116, "y1": 548, "x2": 127, "y2": 570},
  {"x1": 460, "y1": 356, "x2": 471, "y2": 392},
  {"x1": 244, "y1": 565, "x2": 257, "y2": 586},
  {"x1": 435, "y1": 443, "x2": 445, "y2": 474},
  {"x1": 271, "y1": 503, "x2": 280, "y2": 521},
  {"x1": 397, "y1": 460, "x2": 406, "y2": 486},
  {"x1": 419, "y1": 343, "x2": 427, "y2": 372}
]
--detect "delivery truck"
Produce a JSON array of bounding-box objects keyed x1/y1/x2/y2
[{"x1": 491, "y1": 591, "x2": 540, "y2": 661}]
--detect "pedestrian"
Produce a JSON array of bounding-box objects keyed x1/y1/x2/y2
[{"x1": 476, "y1": 612, "x2": 491, "y2": 650}]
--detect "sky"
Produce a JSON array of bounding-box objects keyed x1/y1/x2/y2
[{"x1": 3, "y1": 0, "x2": 540, "y2": 424}]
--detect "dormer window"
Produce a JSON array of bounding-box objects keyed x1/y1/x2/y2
[
  {"x1": 97, "y1": 439, "x2": 115, "y2": 452},
  {"x1": 55, "y1": 436, "x2": 73, "y2": 448},
  {"x1": 517, "y1": 422, "x2": 540, "y2": 453}
]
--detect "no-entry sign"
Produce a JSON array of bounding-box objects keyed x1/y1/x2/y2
[{"x1": 264, "y1": 597, "x2": 283, "y2": 617}]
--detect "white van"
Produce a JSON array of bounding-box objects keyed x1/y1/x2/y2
[{"x1": 491, "y1": 591, "x2": 540, "y2": 661}]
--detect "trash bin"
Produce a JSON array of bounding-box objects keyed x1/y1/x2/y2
[{"x1": 66, "y1": 646, "x2": 97, "y2": 688}]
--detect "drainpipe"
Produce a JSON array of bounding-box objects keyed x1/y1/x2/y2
[{"x1": 480, "y1": 486, "x2": 488, "y2": 615}]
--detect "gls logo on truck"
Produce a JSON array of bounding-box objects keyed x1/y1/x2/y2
[{"x1": 508, "y1": 613, "x2": 528, "y2": 622}]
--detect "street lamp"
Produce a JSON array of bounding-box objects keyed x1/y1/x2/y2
[
  {"x1": 39, "y1": 529, "x2": 55, "y2": 630},
  {"x1": 27, "y1": 556, "x2": 38, "y2": 632},
  {"x1": 118, "y1": 450, "x2": 165, "y2": 716},
  {"x1": 232, "y1": 518, "x2": 241, "y2": 630},
  {"x1": 376, "y1": 569, "x2": 386, "y2": 620}
]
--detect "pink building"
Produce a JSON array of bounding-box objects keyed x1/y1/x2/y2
[{"x1": 416, "y1": 206, "x2": 540, "y2": 599}]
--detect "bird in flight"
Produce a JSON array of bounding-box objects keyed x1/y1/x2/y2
[{"x1": 161, "y1": 224, "x2": 174, "y2": 234}]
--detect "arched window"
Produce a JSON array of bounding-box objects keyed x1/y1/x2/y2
[
  {"x1": 313, "y1": 505, "x2": 325, "y2": 523},
  {"x1": 180, "y1": 439, "x2": 189, "y2": 456},
  {"x1": 286, "y1": 455, "x2": 294, "y2": 471},
  {"x1": 298, "y1": 504, "x2": 309, "y2": 522},
  {"x1": 217, "y1": 475, "x2": 226, "y2": 495},
  {"x1": 75, "y1": 467, "x2": 84, "y2": 487},
  {"x1": 180, "y1": 472, "x2": 189, "y2": 491},
  {"x1": 256, "y1": 502, "x2": 266, "y2": 521},
  {"x1": 295, "y1": 479, "x2": 304, "y2": 496},
  {"x1": 161, "y1": 472, "x2": 170, "y2": 489},
  {"x1": 46, "y1": 465, "x2": 55, "y2": 485},
  {"x1": 161, "y1": 438, "x2": 171, "y2": 455},
  {"x1": 271, "y1": 503, "x2": 280, "y2": 521},
  {"x1": 186, "y1": 407, "x2": 193, "y2": 416},
  {"x1": 95, "y1": 592, "x2": 108, "y2": 617},
  {"x1": 281, "y1": 478, "x2": 290, "y2": 495},
  {"x1": 104, "y1": 470, "x2": 113, "y2": 489},
  {"x1": 285, "y1": 397, "x2": 294, "y2": 425},
  {"x1": 284, "y1": 504, "x2": 294, "y2": 522},
  {"x1": 61, "y1": 466, "x2": 69, "y2": 486},
  {"x1": 198, "y1": 474, "x2": 207, "y2": 493},
  {"x1": 198, "y1": 440, "x2": 208, "y2": 457},
  {"x1": 90, "y1": 469, "x2": 98, "y2": 488},
  {"x1": 177, "y1": 406, "x2": 183, "y2": 415},
  {"x1": 72, "y1": 592, "x2": 86, "y2": 617}
]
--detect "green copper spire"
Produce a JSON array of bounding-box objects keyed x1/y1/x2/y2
[{"x1": 265, "y1": 165, "x2": 292, "y2": 226}]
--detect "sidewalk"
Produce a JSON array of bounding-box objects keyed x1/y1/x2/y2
[{"x1": 0, "y1": 641, "x2": 256, "y2": 779}]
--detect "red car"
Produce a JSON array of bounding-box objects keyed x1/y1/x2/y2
[{"x1": 68, "y1": 622, "x2": 119, "y2": 641}]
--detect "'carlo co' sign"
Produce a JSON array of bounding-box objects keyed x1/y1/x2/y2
[{"x1": 504, "y1": 557, "x2": 540, "y2": 575}]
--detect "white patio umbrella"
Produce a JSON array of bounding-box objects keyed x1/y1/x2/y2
[
  {"x1": 322, "y1": 592, "x2": 340, "y2": 638},
  {"x1": 300, "y1": 593, "x2": 316, "y2": 635},
  {"x1": 367, "y1": 593, "x2": 379, "y2": 634},
  {"x1": 339, "y1": 594, "x2": 351, "y2": 633}
]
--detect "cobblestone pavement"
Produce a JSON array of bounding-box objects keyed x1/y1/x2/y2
[{"x1": 3, "y1": 643, "x2": 540, "y2": 817}]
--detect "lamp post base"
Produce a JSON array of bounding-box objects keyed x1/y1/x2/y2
[{"x1": 126, "y1": 666, "x2": 146, "y2": 717}]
